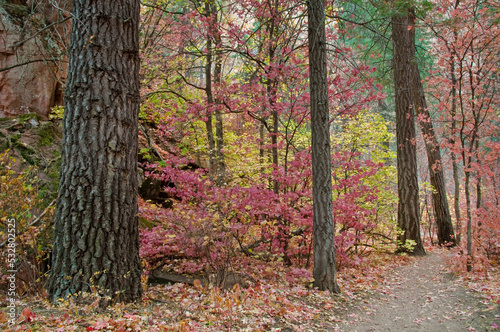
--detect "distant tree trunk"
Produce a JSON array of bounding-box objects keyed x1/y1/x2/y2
[
  {"x1": 464, "y1": 162, "x2": 473, "y2": 272},
  {"x1": 266, "y1": 0, "x2": 280, "y2": 195},
  {"x1": 204, "y1": 1, "x2": 217, "y2": 184},
  {"x1": 391, "y1": 8, "x2": 425, "y2": 256},
  {"x1": 308, "y1": 0, "x2": 340, "y2": 293},
  {"x1": 259, "y1": 123, "x2": 265, "y2": 174},
  {"x1": 461, "y1": 55, "x2": 479, "y2": 273},
  {"x1": 271, "y1": 104, "x2": 279, "y2": 194},
  {"x1": 266, "y1": 68, "x2": 279, "y2": 195},
  {"x1": 476, "y1": 139, "x2": 482, "y2": 211},
  {"x1": 211, "y1": 1, "x2": 225, "y2": 186},
  {"x1": 408, "y1": 9, "x2": 455, "y2": 246},
  {"x1": 205, "y1": 116, "x2": 216, "y2": 181},
  {"x1": 46, "y1": 0, "x2": 142, "y2": 304},
  {"x1": 449, "y1": 45, "x2": 462, "y2": 244}
]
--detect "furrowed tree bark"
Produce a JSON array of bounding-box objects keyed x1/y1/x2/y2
[
  {"x1": 408, "y1": 9, "x2": 455, "y2": 246},
  {"x1": 308, "y1": 0, "x2": 340, "y2": 293},
  {"x1": 46, "y1": 0, "x2": 142, "y2": 304},
  {"x1": 391, "y1": 7, "x2": 425, "y2": 256}
]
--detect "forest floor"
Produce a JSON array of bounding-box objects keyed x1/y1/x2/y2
[
  {"x1": 334, "y1": 249, "x2": 500, "y2": 332},
  {"x1": 1, "y1": 248, "x2": 499, "y2": 331}
]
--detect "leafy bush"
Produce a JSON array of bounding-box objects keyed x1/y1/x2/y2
[{"x1": 0, "y1": 152, "x2": 54, "y2": 296}]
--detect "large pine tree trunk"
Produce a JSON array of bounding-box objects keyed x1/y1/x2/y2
[
  {"x1": 308, "y1": 0, "x2": 340, "y2": 292},
  {"x1": 391, "y1": 9, "x2": 425, "y2": 256},
  {"x1": 47, "y1": 0, "x2": 142, "y2": 304},
  {"x1": 408, "y1": 10, "x2": 455, "y2": 246}
]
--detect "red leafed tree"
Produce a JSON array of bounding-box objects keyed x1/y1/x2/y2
[
  {"x1": 408, "y1": 8, "x2": 455, "y2": 247},
  {"x1": 426, "y1": 0, "x2": 500, "y2": 270}
]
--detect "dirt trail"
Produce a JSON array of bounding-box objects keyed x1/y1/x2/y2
[{"x1": 337, "y1": 251, "x2": 500, "y2": 332}]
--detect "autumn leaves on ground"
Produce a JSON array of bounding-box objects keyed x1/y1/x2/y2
[
  {"x1": 1, "y1": 0, "x2": 500, "y2": 331},
  {"x1": 2, "y1": 247, "x2": 500, "y2": 331}
]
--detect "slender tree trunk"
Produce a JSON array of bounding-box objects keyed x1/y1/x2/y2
[
  {"x1": 259, "y1": 123, "x2": 265, "y2": 174},
  {"x1": 266, "y1": 72, "x2": 279, "y2": 194},
  {"x1": 212, "y1": 1, "x2": 225, "y2": 186},
  {"x1": 464, "y1": 160, "x2": 473, "y2": 272},
  {"x1": 391, "y1": 8, "x2": 425, "y2": 256},
  {"x1": 266, "y1": 0, "x2": 280, "y2": 195},
  {"x1": 215, "y1": 109, "x2": 225, "y2": 185},
  {"x1": 204, "y1": 0, "x2": 225, "y2": 186},
  {"x1": 463, "y1": 46, "x2": 479, "y2": 271},
  {"x1": 408, "y1": 9, "x2": 455, "y2": 246},
  {"x1": 205, "y1": 117, "x2": 216, "y2": 180},
  {"x1": 308, "y1": 0, "x2": 340, "y2": 293},
  {"x1": 271, "y1": 104, "x2": 279, "y2": 194},
  {"x1": 204, "y1": 10, "x2": 216, "y2": 180},
  {"x1": 450, "y1": 49, "x2": 462, "y2": 244},
  {"x1": 47, "y1": 0, "x2": 142, "y2": 304},
  {"x1": 476, "y1": 140, "x2": 482, "y2": 210}
]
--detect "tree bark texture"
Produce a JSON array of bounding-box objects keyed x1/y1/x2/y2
[
  {"x1": 308, "y1": 0, "x2": 340, "y2": 292},
  {"x1": 449, "y1": 44, "x2": 462, "y2": 244},
  {"x1": 266, "y1": 1, "x2": 280, "y2": 195},
  {"x1": 204, "y1": 6, "x2": 216, "y2": 183},
  {"x1": 391, "y1": 9, "x2": 425, "y2": 256},
  {"x1": 408, "y1": 10, "x2": 455, "y2": 246},
  {"x1": 204, "y1": 0, "x2": 225, "y2": 186},
  {"x1": 47, "y1": 0, "x2": 142, "y2": 304}
]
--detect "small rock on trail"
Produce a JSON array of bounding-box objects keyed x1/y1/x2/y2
[{"x1": 337, "y1": 251, "x2": 500, "y2": 331}]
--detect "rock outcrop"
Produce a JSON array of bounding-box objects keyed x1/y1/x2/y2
[{"x1": 0, "y1": 1, "x2": 71, "y2": 119}]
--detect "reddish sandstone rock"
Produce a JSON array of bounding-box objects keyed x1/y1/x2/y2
[{"x1": 0, "y1": 1, "x2": 70, "y2": 119}]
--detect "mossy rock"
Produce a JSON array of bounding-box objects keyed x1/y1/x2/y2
[
  {"x1": 17, "y1": 113, "x2": 41, "y2": 123},
  {"x1": 37, "y1": 122, "x2": 60, "y2": 147},
  {"x1": 9, "y1": 134, "x2": 38, "y2": 165}
]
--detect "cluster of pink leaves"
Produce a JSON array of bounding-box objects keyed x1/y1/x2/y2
[
  {"x1": 425, "y1": 0, "x2": 500, "y2": 272},
  {"x1": 139, "y1": 146, "x2": 384, "y2": 274},
  {"x1": 137, "y1": 0, "x2": 389, "y2": 275}
]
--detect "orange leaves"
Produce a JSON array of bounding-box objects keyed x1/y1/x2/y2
[{"x1": 193, "y1": 279, "x2": 202, "y2": 291}]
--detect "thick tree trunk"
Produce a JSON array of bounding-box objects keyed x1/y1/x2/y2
[
  {"x1": 308, "y1": 0, "x2": 340, "y2": 293},
  {"x1": 408, "y1": 10, "x2": 455, "y2": 246},
  {"x1": 47, "y1": 0, "x2": 142, "y2": 304},
  {"x1": 391, "y1": 9, "x2": 425, "y2": 256}
]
